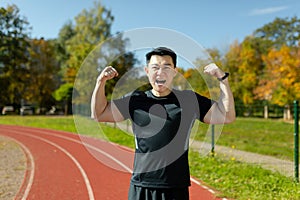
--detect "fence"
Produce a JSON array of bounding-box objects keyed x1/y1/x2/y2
[
  {"x1": 235, "y1": 103, "x2": 297, "y2": 119},
  {"x1": 294, "y1": 100, "x2": 299, "y2": 182}
]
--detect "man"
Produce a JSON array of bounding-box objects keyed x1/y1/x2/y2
[{"x1": 91, "y1": 47, "x2": 235, "y2": 199}]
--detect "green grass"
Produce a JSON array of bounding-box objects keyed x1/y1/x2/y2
[
  {"x1": 0, "y1": 115, "x2": 135, "y2": 149},
  {"x1": 189, "y1": 150, "x2": 300, "y2": 200},
  {"x1": 0, "y1": 116, "x2": 295, "y2": 160},
  {"x1": 0, "y1": 116, "x2": 299, "y2": 199},
  {"x1": 193, "y1": 118, "x2": 295, "y2": 160},
  {"x1": 0, "y1": 115, "x2": 77, "y2": 132}
]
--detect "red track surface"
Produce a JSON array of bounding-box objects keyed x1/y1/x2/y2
[{"x1": 0, "y1": 125, "x2": 222, "y2": 200}]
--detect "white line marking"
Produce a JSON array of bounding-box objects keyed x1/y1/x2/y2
[
  {"x1": 191, "y1": 177, "x2": 228, "y2": 200},
  {"x1": 190, "y1": 177, "x2": 200, "y2": 185},
  {"x1": 5, "y1": 137, "x2": 35, "y2": 200},
  {"x1": 32, "y1": 129, "x2": 133, "y2": 173},
  {"x1": 6, "y1": 126, "x2": 228, "y2": 199},
  {"x1": 11, "y1": 130, "x2": 95, "y2": 200},
  {"x1": 50, "y1": 132, "x2": 230, "y2": 200}
]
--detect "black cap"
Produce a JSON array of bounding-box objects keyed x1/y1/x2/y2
[{"x1": 146, "y1": 47, "x2": 177, "y2": 67}]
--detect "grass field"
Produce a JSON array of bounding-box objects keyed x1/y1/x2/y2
[
  {"x1": 0, "y1": 115, "x2": 299, "y2": 199},
  {"x1": 194, "y1": 118, "x2": 295, "y2": 161}
]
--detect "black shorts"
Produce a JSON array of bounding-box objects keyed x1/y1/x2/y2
[{"x1": 128, "y1": 184, "x2": 189, "y2": 200}]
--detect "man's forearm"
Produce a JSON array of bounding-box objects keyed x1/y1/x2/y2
[
  {"x1": 91, "y1": 81, "x2": 108, "y2": 120},
  {"x1": 203, "y1": 63, "x2": 236, "y2": 124},
  {"x1": 217, "y1": 79, "x2": 236, "y2": 123}
]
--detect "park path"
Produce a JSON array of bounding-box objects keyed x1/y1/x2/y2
[
  {"x1": 112, "y1": 121, "x2": 298, "y2": 178},
  {"x1": 190, "y1": 140, "x2": 297, "y2": 178}
]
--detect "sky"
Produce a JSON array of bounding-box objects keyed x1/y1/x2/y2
[{"x1": 1, "y1": 0, "x2": 300, "y2": 50}]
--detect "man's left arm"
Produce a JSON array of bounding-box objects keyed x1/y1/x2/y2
[{"x1": 203, "y1": 63, "x2": 236, "y2": 124}]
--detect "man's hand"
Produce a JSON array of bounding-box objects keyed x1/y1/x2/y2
[
  {"x1": 97, "y1": 66, "x2": 119, "y2": 83},
  {"x1": 203, "y1": 63, "x2": 225, "y2": 80}
]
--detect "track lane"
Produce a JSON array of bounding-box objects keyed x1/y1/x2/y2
[
  {"x1": 0, "y1": 125, "x2": 131, "y2": 199},
  {"x1": 0, "y1": 125, "x2": 223, "y2": 200},
  {"x1": 1, "y1": 129, "x2": 92, "y2": 199},
  {"x1": 27, "y1": 132, "x2": 95, "y2": 200}
]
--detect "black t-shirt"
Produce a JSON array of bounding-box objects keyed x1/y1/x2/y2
[{"x1": 113, "y1": 89, "x2": 213, "y2": 188}]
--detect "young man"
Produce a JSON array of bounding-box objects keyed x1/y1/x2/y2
[{"x1": 91, "y1": 47, "x2": 235, "y2": 200}]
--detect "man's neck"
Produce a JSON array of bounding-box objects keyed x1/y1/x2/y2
[{"x1": 151, "y1": 89, "x2": 172, "y2": 97}]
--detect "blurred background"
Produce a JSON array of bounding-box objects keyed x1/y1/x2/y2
[{"x1": 1, "y1": 0, "x2": 300, "y2": 119}]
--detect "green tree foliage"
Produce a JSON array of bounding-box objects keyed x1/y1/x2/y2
[
  {"x1": 254, "y1": 17, "x2": 300, "y2": 48},
  {"x1": 53, "y1": 83, "x2": 73, "y2": 102},
  {"x1": 0, "y1": 4, "x2": 31, "y2": 105},
  {"x1": 52, "y1": 83, "x2": 73, "y2": 114},
  {"x1": 55, "y1": 1, "x2": 136, "y2": 109},
  {"x1": 26, "y1": 38, "x2": 60, "y2": 108},
  {"x1": 57, "y1": 1, "x2": 114, "y2": 84},
  {"x1": 224, "y1": 40, "x2": 241, "y2": 97},
  {"x1": 2, "y1": 2, "x2": 299, "y2": 116},
  {"x1": 54, "y1": 21, "x2": 75, "y2": 75},
  {"x1": 188, "y1": 48, "x2": 229, "y2": 100},
  {"x1": 73, "y1": 34, "x2": 136, "y2": 105}
]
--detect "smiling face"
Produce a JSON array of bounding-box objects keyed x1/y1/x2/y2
[{"x1": 145, "y1": 55, "x2": 177, "y2": 97}]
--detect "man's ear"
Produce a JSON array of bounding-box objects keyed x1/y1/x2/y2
[
  {"x1": 144, "y1": 66, "x2": 149, "y2": 74},
  {"x1": 173, "y1": 67, "x2": 178, "y2": 77}
]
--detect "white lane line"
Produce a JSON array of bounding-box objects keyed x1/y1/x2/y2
[
  {"x1": 191, "y1": 177, "x2": 215, "y2": 194},
  {"x1": 190, "y1": 177, "x2": 228, "y2": 200},
  {"x1": 10, "y1": 130, "x2": 95, "y2": 200},
  {"x1": 3, "y1": 136, "x2": 35, "y2": 200},
  {"x1": 8, "y1": 126, "x2": 226, "y2": 199},
  {"x1": 34, "y1": 128, "x2": 227, "y2": 199},
  {"x1": 30, "y1": 129, "x2": 133, "y2": 173},
  {"x1": 190, "y1": 177, "x2": 201, "y2": 185}
]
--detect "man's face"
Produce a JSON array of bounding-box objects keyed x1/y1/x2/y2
[{"x1": 145, "y1": 55, "x2": 177, "y2": 96}]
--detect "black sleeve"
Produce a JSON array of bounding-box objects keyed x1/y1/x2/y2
[
  {"x1": 195, "y1": 92, "x2": 215, "y2": 122},
  {"x1": 112, "y1": 94, "x2": 131, "y2": 120}
]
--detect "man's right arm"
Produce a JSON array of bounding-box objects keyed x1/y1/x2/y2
[{"x1": 91, "y1": 66, "x2": 124, "y2": 122}]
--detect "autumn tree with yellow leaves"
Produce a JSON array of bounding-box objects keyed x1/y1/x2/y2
[
  {"x1": 252, "y1": 44, "x2": 300, "y2": 119},
  {"x1": 254, "y1": 45, "x2": 300, "y2": 106},
  {"x1": 223, "y1": 16, "x2": 300, "y2": 117}
]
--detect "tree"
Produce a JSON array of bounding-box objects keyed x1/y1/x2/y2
[
  {"x1": 254, "y1": 45, "x2": 300, "y2": 119},
  {"x1": 254, "y1": 45, "x2": 300, "y2": 106},
  {"x1": 52, "y1": 83, "x2": 73, "y2": 115},
  {"x1": 73, "y1": 34, "x2": 136, "y2": 105},
  {"x1": 224, "y1": 40, "x2": 241, "y2": 94},
  {"x1": 54, "y1": 1, "x2": 114, "y2": 114},
  {"x1": 224, "y1": 37, "x2": 264, "y2": 105},
  {"x1": 55, "y1": 1, "x2": 137, "y2": 115},
  {"x1": 63, "y1": 1, "x2": 114, "y2": 84},
  {"x1": 254, "y1": 16, "x2": 300, "y2": 48},
  {"x1": 0, "y1": 4, "x2": 31, "y2": 106},
  {"x1": 26, "y1": 38, "x2": 60, "y2": 109},
  {"x1": 238, "y1": 37, "x2": 264, "y2": 105},
  {"x1": 54, "y1": 21, "x2": 75, "y2": 77}
]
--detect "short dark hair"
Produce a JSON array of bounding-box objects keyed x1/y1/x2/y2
[{"x1": 146, "y1": 47, "x2": 177, "y2": 67}]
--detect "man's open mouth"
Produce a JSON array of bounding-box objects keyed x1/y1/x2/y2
[{"x1": 155, "y1": 79, "x2": 166, "y2": 84}]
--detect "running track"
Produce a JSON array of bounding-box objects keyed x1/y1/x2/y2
[{"x1": 0, "y1": 125, "x2": 225, "y2": 200}]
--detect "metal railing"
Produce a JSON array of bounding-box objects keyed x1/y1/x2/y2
[{"x1": 294, "y1": 100, "x2": 299, "y2": 182}]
